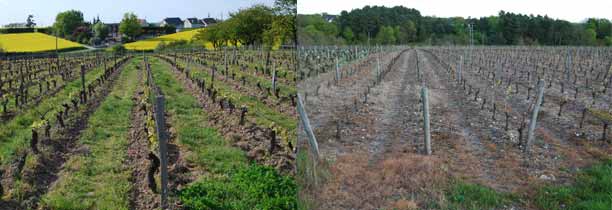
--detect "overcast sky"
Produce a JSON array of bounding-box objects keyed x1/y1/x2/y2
[
  {"x1": 298, "y1": 0, "x2": 612, "y2": 23},
  {"x1": 0, "y1": 0, "x2": 275, "y2": 26}
]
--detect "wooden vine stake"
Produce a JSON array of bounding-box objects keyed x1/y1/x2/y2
[
  {"x1": 297, "y1": 93, "x2": 320, "y2": 185},
  {"x1": 154, "y1": 95, "x2": 169, "y2": 210},
  {"x1": 271, "y1": 63, "x2": 277, "y2": 96},
  {"x1": 297, "y1": 93, "x2": 319, "y2": 157},
  {"x1": 81, "y1": 65, "x2": 87, "y2": 103},
  {"x1": 376, "y1": 55, "x2": 381, "y2": 83},
  {"x1": 457, "y1": 56, "x2": 463, "y2": 82},
  {"x1": 525, "y1": 80, "x2": 545, "y2": 154},
  {"x1": 421, "y1": 87, "x2": 432, "y2": 155},
  {"x1": 335, "y1": 57, "x2": 340, "y2": 84}
]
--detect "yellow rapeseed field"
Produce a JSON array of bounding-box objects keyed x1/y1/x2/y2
[
  {"x1": 0, "y1": 32, "x2": 84, "y2": 53},
  {"x1": 124, "y1": 29, "x2": 214, "y2": 50}
]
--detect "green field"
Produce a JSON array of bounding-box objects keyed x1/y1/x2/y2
[{"x1": 0, "y1": 32, "x2": 84, "y2": 53}]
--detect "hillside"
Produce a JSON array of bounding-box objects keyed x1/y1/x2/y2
[
  {"x1": 123, "y1": 29, "x2": 213, "y2": 50},
  {"x1": 0, "y1": 32, "x2": 84, "y2": 53}
]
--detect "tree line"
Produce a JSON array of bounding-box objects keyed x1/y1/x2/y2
[
  {"x1": 193, "y1": 0, "x2": 296, "y2": 49},
  {"x1": 298, "y1": 5, "x2": 612, "y2": 46},
  {"x1": 52, "y1": 10, "x2": 150, "y2": 45}
]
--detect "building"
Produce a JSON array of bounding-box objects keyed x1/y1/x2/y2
[
  {"x1": 3, "y1": 23, "x2": 27, "y2": 28},
  {"x1": 322, "y1": 14, "x2": 337, "y2": 23},
  {"x1": 138, "y1": 19, "x2": 149, "y2": 27},
  {"x1": 202, "y1": 18, "x2": 218, "y2": 27},
  {"x1": 107, "y1": 23, "x2": 120, "y2": 40},
  {"x1": 160, "y1": 17, "x2": 183, "y2": 30},
  {"x1": 183, "y1": 18, "x2": 204, "y2": 28}
]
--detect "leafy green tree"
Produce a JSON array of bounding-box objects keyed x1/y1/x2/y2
[
  {"x1": 93, "y1": 22, "x2": 109, "y2": 39},
  {"x1": 297, "y1": 14, "x2": 342, "y2": 45},
  {"x1": 194, "y1": 25, "x2": 226, "y2": 48},
  {"x1": 91, "y1": 22, "x2": 109, "y2": 45},
  {"x1": 26, "y1": 15, "x2": 36, "y2": 28},
  {"x1": 72, "y1": 25, "x2": 91, "y2": 44},
  {"x1": 606, "y1": 36, "x2": 612, "y2": 46},
  {"x1": 584, "y1": 28, "x2": 597, "y2": 45},
  {"x1": 53, "y1": 10, "x2": 85, "y2": 40},
  {"x1": 375, "y1": 26, "x2": 396, "y2": 45},
  {"x1": 398, "y1": 20, "x2": 417, "y2": 43},
  {"x1": 586, "y1": 18, "x2": 612, "y2": 39},
  {"x1": 273, "y1": 0, "x2": 297, "y2": 45},
  {"x1": 119, "y1": 12, "x2": 142, "y2": 42},
  {"x1": 342, "y1": 27, "x2": 354, "y2": 44},
  {"x1": 222, "y1": 18, "x2": 241, "y2": 47},
  {"x1": 231, "y1": 5, "x2": 274, "y2": 46}
]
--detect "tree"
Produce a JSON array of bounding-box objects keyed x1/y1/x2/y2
[
  {"x1": 342, "y1": 27, "x2": 354, "y2": 44},
  {"x1": 194, "y1": 25, "x2": 225, "y2": 48},
  {"x1": 584, "y1": 28, "x2": 597, "y2": 45},
  {"x1": 72, "y1": 26, "x2": 91, "y2": 44},
  {"x1": 398, "y1": 20, "x2": 417, "y2": 43},
  {"x1": 297, "y1": 14, "x2": 344, "y2": 45},
  {"x1": 53, "y1": 10, "x2": 85, "y2": 40},
  {"x1": 93, "y1": 22, "x2": 109, "y2": 39},
  {"x1": 211, "y1": 18, "x2": 239, "y2": 47},
  {"x1": 231, "y1": 5, "x2": 274, "y2": 46},
  {"x1": 119, "y1": 12, "x2": 142, "y2": 42},
  {"x1": 90, "y1": 22, "x2": 109, "y2": 45},
  {"x1": 606, "y1": 36, "x2": 612, "y2": 46},
  {"x1": 272, "y1": 0, "x2": 297, "y2": 46},
  {"x1": 375, "y1": 26, "x2": 396, "y2": 45},
  {"x1": 26, "y1": 15, "x2": 36, "y2": 28}
]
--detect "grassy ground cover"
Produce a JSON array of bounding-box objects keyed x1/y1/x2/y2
[{"x1": 40, "y1": 58, "x2": 140, "y2": 210}]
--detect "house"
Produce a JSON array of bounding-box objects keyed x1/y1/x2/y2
[
  {"x1": 322, "y1": 14, "x2": 336, "y2": 23},
  {"x1": 138, "y1": 19, "x2": 149, "y2": 27},
  {"x1": 201, "y1": 18, "x2": 218, "y2": 27},
  {"x1": 160, "y1": 17, "x2": 183, "y2": 30},
  {"x1": 3, "y1": 23, "x2": 27, "y2": 28},
  {"x1": 107, "y1": 23, "x2": 120, "y2": 39},
  {"x1": 183, "y1": 18, "x2": 204, "y2": 28}
]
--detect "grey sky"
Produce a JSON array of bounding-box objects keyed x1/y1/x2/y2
[
  {"x1": 0, "y1": 0, "x2": 275, "y2": 26},
  {"x1": 298, "y1": 0, "x2": 612, "y2": 23}
]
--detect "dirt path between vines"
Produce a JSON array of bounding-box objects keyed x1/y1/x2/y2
[
  {"x1": 126, "y1": 63, "x2": 160, "y2": 210},
  {"x1": 304, "y1": 48, "x2": 610, "y2": 209}
]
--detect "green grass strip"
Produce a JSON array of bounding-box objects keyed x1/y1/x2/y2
[
  {"x1": 40, "y1": 58, "x2": 139, "y2": 210},
  {"x1": 535, "y1": 159, "x2": 612, "y2": 210},
  {"x1": 446, "y1": 181, "x2": 512, "y2": 210}
]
